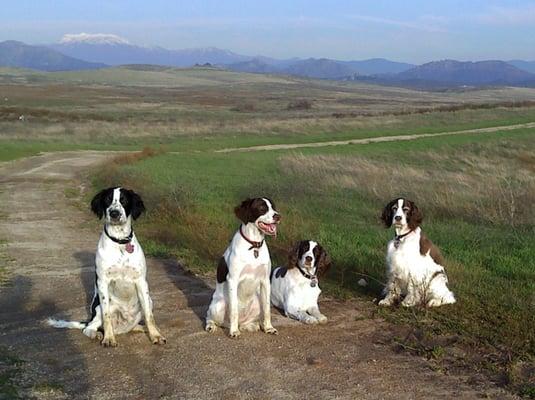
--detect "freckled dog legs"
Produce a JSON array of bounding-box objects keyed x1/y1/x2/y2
[
  {"x1": 135, "y1": 279, "x2": 166, "y2": 345},
  {"x1": 379, "y1": 279, "x2": 402, "y2": 306},
  {"x1": 227, "y1": 279, "x2": 241, "y2": 338},
  {"x1": 259, "y1": 277, "x2": 277, "y2": 334},
  {"x1": 97, "y1": 278, "x2": 117, "y2": 347}
]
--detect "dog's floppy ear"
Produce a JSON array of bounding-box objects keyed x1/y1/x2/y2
[
  {"x1": 315, "y1": 245, "x2": 332, "y2": 277},
  {"x1": 407, "y1": 200, "x2": 423, "y2": 230},
  {"x1": 90, "y1": 188, "x2": 109, "y2": 219},
  {"x1": 234, "y1": 198, "x2": 254, "y2": 223},
  {"x1": 381, "y1": 200, "x2": 396, "y2": 228},
  {"x1": 126, "y1": 189, "x2": 145, "y2": 220},
  {"x1": 287, "y1": 241, "x2": 302, "y2": 269}
]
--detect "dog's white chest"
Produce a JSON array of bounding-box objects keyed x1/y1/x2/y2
[
  {"x1": 238, "y1": 262, "x2": 267, "y2": 299},
  {"x1": 105, "y1": 256, "x2": 143, "y2": 280}
]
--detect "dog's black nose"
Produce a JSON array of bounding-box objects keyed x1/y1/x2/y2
[
  {"x1": 109, "y1": 210, "x2": 120, "y2": 219},
  {"x1": 394, "y1": 216, "x2": 402, "y2": 221},
  {"x1": 305, "y1": 256, "x2": 313, "y2": 263}
]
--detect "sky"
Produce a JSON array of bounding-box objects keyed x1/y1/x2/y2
[{"x1": 1, "y1": 0, "x2": 535, "y2": 63}]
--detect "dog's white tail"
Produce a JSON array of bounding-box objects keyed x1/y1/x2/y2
[{"x1": 46, "y1": 318, "x2": 86, "y2": 330}]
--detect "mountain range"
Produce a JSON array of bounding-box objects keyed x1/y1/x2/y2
[
  {"x1": 0, "y1": 40, "x2": 105, "y2": 71},
  {"x1": 1, "y1": 36, "x2": 535, "y2": 88}
]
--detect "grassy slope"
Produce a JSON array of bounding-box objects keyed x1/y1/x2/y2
[
  {"x1": 3, "y1": 106, "x2": 535, "y2": 162},
  {"x1": 93, "y1": 129, "x2": 535, "y2": 364}
]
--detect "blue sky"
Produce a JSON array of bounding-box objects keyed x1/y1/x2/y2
[{"x1": 1, "y1": 0, "x2": 535, "y2": 62}]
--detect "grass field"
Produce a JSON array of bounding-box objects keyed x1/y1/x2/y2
[
  {"x1": 2, "y1": 66, "x2": 535, "y2": 395},
  {"x1": 91, "y1": 129, "x2": 535, "y2": 395}
]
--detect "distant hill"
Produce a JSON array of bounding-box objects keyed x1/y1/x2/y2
[
  {"x1": 281, "y1": 58, "x2": 356, "y2": 79},
  {"x1": 341, "y1": 58, "x2": 415, "y2": 75},
  {"x1": 226, "y1": 58, "x2": 280, "y2": 74},
  {"x1": 226, "y1": 57, "x2": 414, "y2": 78},
  {"x1": 50, "y1": 34, "x2": 250, "y2": 67},
  {"x1": 507, "y1": 60, "x2": 535, "y2": 74},
  {"x1": 391, "y1": 60, "x2": 535, "y2": 86},
  {"x1": 0, "y1": 40, "x2": 106, "y2": 71}
]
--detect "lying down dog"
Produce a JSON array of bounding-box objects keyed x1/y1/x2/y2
[
  {"x1": 47, "y1": 187, "x2": 166, "y2": 347},
  {"x1": 271, "y1": 240, "x2": 331, "y2": 324}
]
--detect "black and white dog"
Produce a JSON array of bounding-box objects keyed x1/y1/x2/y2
[
  {"x1": 47, "y1": 187, "x2": 166, "y2": 347},
  {"x1": 379, "y1": 198, "x2": 456, "y2": 307},
  {"x1": 205, "y1": 197, "x2": 280, "y2": 338},
  {"x1": 271, "y1": 240, "x2": 331, "y2": 324}
]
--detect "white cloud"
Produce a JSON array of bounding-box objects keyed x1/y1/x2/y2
[
  {"x1": 59, "y1": 32, "x2": 130, "y2": 45},
  {"x1": 345, "y1": 14, "x2": 448, "y2": 33},
  {"x1": 478, "y1": 5, "x2": 535, "y2": 25}
]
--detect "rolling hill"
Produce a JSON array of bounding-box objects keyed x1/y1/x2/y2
[
  {"x1": 507, "y1": 60, "x2": 535, "y2": 74},
  {"x1": 0, "y1": 40, "x2": 106, "y2": 71},
  {"x1": 393, "y1": 59, "x2": 535, "y2": 86}
]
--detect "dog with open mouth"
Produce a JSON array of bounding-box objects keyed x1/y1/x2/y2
[{"x1": 205, "y1": 197, "x2": 280, "y2": 337}]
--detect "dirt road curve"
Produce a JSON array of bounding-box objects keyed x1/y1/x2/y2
[
  {"x1": 216, "y1": 121, "x2": 535, "y2": 153},
  {"x1": 0, "y1": 152, "x2": 516, "y2": 399}
]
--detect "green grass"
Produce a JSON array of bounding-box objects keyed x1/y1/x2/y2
[
  {"x1": 92, "y1": 128, "x2": 535, "y2": 394},
  {"x1": 3, "y1": 106, "x2": 535, "y2": 162}
]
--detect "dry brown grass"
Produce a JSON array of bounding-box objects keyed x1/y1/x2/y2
[
  {"x1": 280, "y1": 142, "x2": 535, "y2": 226},
  {"x1": 4, "y1": 80, "x2": 535, "y2": 143}
]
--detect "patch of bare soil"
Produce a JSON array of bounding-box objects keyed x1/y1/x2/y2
[
  {"x1": 216, "y1": 121, "x2": 535, "y2": 153},
  {"x1": 0, "y1": 152, "x2": 518, "y2": 399}
]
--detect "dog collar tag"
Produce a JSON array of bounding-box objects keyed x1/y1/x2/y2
[
  {"x1": 125, "y1": 243, "x2": 134, "y2": 253},
  {"x1": 394, "y1": 240, "x2": 401, "y2": 249},
  {"x1": 310, "y1": 277, "x2": 318, "y2": 287},
  {"x1": 254, "y1": 249, "x2": 259, "y2": 258}
]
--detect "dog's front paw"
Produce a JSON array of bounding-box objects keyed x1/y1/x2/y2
[
  {"x1": 303, "y1": 315, "x2": 318, "y2": 325},
  {"x1": 262, "y1": 326, "x2": 278, "y2": 335},
  {"x1": 82, "y1": 328, "x2": 99, "y2": 340},
  {"x1": 401, "y1": 298, "x2": 417, "y2": 307},
  {"x1": 317, "y1": 315, "x2": 328, "y2": 325},
  {"x1": 378, "y1": 298, "x2": 392, "y2": 306},
  {"x1": 427, "y1": 298, "x2": 442, "y2": 307},
  {"x1": 101, "y1": 335, "x2": 117, "y2": 347},
  {"x1": 150, "y1": 333, "x2": 167, "y2": 345},
  {"x1": 205, "y1": 322, "x2": 217, "y2": 333},
  {"x1": 229, "y1": 329, "x2": 241, "y2": 338}
]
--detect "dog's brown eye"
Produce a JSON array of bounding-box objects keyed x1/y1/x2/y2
[
  {"x1": 392, "y1": 206, "x2": 398, "y2": 211},
  {"x1": 403, "y1": 207, "x2": 410, "y2": 212}
]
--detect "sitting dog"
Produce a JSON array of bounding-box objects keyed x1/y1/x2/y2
[
  {"x1": 379, "y1": 198, "x2": 456, "y2": 307},
  {"x1": 205, "y1": 197, "x2": 280, "y2": 338},
  {"x1": 271, "y1": 240, "x2": 331, "y2": 324},
  {"x1": 47, "y1": 187, "x2": 166, "y2": 347}
]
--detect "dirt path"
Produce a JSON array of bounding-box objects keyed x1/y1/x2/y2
[
  {"x1": 216, "y1": 121, "x2": 535, "y2": 153},
  {"x1": 0, "y1": 152, "x2": 517, "y2": 399}
]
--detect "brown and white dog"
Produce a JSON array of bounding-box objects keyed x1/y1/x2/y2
[
  {"x1": 271, "y1": 240, "x2": 331, "y2": 324},
  {"x1": 379, "y1": 198, "x2": 456, "y2": 307},
  {"x1": 205, "y1": 197, "x2": 280, "y2": 337}
]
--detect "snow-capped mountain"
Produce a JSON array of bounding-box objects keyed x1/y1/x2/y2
[
  {"x1": 59, "y1": 33, "x2": 131, "y2": 45},
  {"x1": 50, "y1": 34, "x2": 250, "y2": 66}
]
